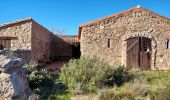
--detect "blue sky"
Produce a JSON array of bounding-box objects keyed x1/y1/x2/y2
[{"x1": 0, "y1": 0, "x2": 169, "y2": 35}]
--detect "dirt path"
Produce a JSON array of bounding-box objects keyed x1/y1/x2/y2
[{"x1": 44, "y1": 61, "x2": 69, "y2": 74}]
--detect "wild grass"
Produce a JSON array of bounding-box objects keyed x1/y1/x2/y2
[{"x1": 97, "y1": 70, "x2": 170, "y2": 100}]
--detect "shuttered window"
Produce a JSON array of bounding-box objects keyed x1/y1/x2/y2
[
  {"x1": 167, "y1": 40, "x2": 170, "y2": 49},
  {"x1": 107, "y1": 39, "x2": 110, "y2": 48},
  {"x1": 0, "y1": 39, "x2": 11, "y2": 50}
]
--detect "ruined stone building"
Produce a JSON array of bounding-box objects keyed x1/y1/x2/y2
[
  {"x1": 78, "y1": 6, "x2": 170, "y2": 70},
  {"x1": 0, "y1": 18, "x2": 80, "y2": 64}
]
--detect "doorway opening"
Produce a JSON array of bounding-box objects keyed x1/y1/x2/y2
[
  {"x1": 72, "y1": 43, "x2": 80, "y2": 59},
  {"x1": 126, "y1": 37, "x2": 151, "y2": 70}
]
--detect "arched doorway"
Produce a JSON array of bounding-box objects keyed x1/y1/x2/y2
[{"x1": 126, "y1": 37, "x2": 151, "y2": 70}]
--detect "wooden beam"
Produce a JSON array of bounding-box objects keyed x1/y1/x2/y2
[{"x1": 0, "y1": 36, "x2": 18, "y2": 40}]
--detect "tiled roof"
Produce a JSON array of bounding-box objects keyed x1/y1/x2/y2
[
  {"x1": 78, "y1": 6, "x2": 170, "y2": 40},
  {"x1": 0, "y1": 18, "x2": 33, "y2": 28}
]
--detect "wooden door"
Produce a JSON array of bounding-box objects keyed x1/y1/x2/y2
[
  {"x1": 126, "y1": 37, "x2": 140, "y2": 69},
  {"x1": 139, "y1": 37, "x2": 151, "y2": 70},
  {"x1": 126, "y1": 37, "x2": 151, "y2": 70}
]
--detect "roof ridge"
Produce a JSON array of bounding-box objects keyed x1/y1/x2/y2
[
  {"x1": 0, "y1": 17, "x2": 33, "y2": 28},
  {"x1": 79, "y1": 6, "x2": 140, "y2": 27},
  {"x1": 79, "y1": 6, "x2": 170, "y2": 27}
]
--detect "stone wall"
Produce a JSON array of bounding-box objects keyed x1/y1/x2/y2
[
  {"x1": 50, "y1": 35, "x2": 73, "y2": 60},
  {"x1": 0, "y1": 19, "x2": 32, "y2": 49},
  {"x1": 0, "y1": 18, "x2": 73, "y2": 64},
  {"x1": 80, "y1": 7, "x2": 170, "y2": 70},
  {"x1": 31, "y1": 21, "x2": 52, "y2": 63},
  {"x1": 31, "y1": 21, "x2": 72, "y2": 63}
]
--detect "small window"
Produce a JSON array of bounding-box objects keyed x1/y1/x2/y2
[
  {"x1": 107, "y1": 39, "x2": 110, "y2": 48},
  {"x1": 167, "y1": 40, "x2": 170, "y2": 49}
]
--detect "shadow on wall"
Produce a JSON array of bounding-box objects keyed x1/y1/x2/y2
[
  {"x1": 47, "y1": 35, "x2": 81, "y2": 63},
  {"x1": 43, "y1": 36, "x2": 81, "y2": 72},
  {"x1": 72, "y1": 43, "x2": 80, "y2": 59}
]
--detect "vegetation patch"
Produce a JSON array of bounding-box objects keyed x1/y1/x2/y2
[
  {"x1": 27, "y1": 65, "x2": 69, "y2": 100},
  {"x1": 59, "y1": 57, "x2": 133, "y2": 94},
  {"x1": 27, "y1": 57, "x2": 170, "y2": 100}
]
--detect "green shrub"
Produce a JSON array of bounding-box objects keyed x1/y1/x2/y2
[
  {"x1": 98, "y1": 70, "x2": 170, "y2": 100},
  {"x1": 102, "y1": 71, "x2": 170, "y2": 100},
  {"x1": 59, "y1": 57, "x2": 114, "y2": 93},
  {"x1": 28, "y1": 66, "x2": 68, "y2": 100},
  {"x1": 59, "y1": 57, "x2": 134, "y2": 94},
  {"x1": 102, "y1": 66, "x2": 134, "y2": 87}
]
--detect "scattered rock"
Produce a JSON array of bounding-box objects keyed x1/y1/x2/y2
[{"x1": 0, "y1": 55, "x2": 31, "y2": 100}]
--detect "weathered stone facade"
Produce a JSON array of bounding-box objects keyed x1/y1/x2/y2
[
  {"x1": 0, "y1": 18, "x2": 72, "y2": 63},
  {"x1": 0, "y1": 19, "x2": 32, "y2": 49},
  {"x1": 31, "y1": 20, "x2": 65, "y2": 63},
  {"x1": 79, "y1": 6, "x2": 170, "y2": 70}
]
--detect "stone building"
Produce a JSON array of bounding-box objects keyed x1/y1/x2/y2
[
  {"x1": 78, "y1": 6, "x2": 170, "y2": 70},
  {"x1": 0, "y1": 18, "x2": 76, "y2": 63}
]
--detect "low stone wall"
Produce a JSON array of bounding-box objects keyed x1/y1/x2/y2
[{"x1": 0, "y1": 55, "x2": 31, "y2": 100}]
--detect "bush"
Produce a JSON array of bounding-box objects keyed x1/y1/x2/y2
[
  {"x1": 60, "y1": 60, "x2": 170, "y2": 100},
  {"x1": 59, "y1": 57, "x2": 134, "y2": 94},
  {"x1": 97, "y1": 70, "x2": 170, "y2": 100},
  {"x1": 59, "y1": 57, "x2": 114, "y2": 93},
  {"x1": 102, "y1": 66, "x2": 134, "y2": 87},
  {"x1": 28, "y1": 66, "x2": 68, "y2": 100}
]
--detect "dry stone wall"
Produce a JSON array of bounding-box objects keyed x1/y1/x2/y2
[
  {"x1": 31, "y1": 21, "x2": 51, "y2": 63},
  {"x1": 50, "y1": 35, "x2": 73, "y2": 60},
  {"x1": 80, "y1": 8, "x2": 170, "y2": 70},
  {"x1": 31, "y1": 21, "x2": 72, "y2": 63},
  {"x1": 0, "y1": 20, "x2": 32, "y2": 49},
  {"x1": 0, "y1": 18, "x2": 73, "y2": 64}
]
